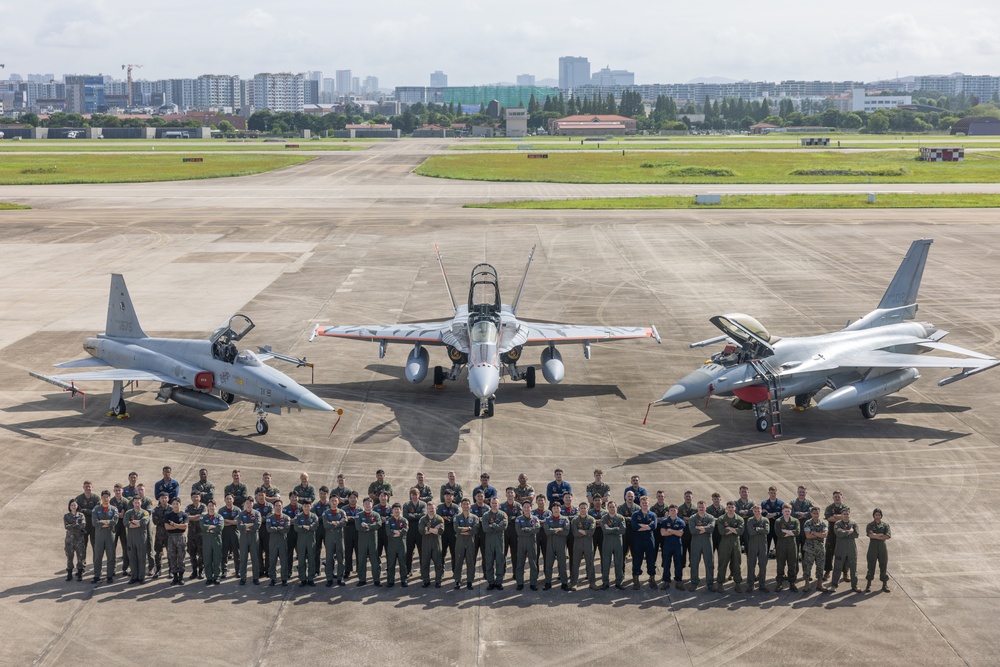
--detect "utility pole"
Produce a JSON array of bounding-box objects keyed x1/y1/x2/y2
[{"x1": 121, "y1": 64, "x2": 143, "y2": 108}]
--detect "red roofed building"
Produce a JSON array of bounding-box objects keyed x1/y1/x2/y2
[{"x1": 548, "y1": 114, "x2": 637, "y2": 136}]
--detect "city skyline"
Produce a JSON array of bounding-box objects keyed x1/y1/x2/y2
[{"x1": 3, "y1": 1, "x2": 997, "y2": 87}]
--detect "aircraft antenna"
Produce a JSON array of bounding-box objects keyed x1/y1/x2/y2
[{"x1": 511, "y1": 244, "x2": 536, "y2": 315}]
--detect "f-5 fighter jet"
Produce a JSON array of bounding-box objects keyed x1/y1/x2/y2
[
  {"x1": 312, "y1": 246, "x2": 660, "y2": 417},
  {"x1": 657, "y1": 239, "x2": 999, "y2": 438},
  {"x1": 31, "y1": 274, "x2": 338, "y2": 435}
]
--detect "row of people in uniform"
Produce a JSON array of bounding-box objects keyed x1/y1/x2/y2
[{"x1": 65, "y1": 466, "x2": 892, "y2": 594}]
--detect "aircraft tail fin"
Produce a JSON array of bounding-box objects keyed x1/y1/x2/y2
[
  {"x1": 877, "y1": 239, "x2": 932, "y2": 310},
  {"x1": 511, "y1": 244, "x2": 536, "y2": 315},
  {"x1": 105, "y1": 274, "x2": 147, "y2": 339}
]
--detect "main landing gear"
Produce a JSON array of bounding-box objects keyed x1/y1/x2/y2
[
  {"x1": 506, "y1": 363, "x2": 536, "y2": 388},
  {"x1": 254, "y1": 403, "x2": 270, "y2": 435},
  {"x1": 108, "y1": 380, "x2": 130, "y2": 419},
  {"x1": 860, "y1": 400, "x2": 878, "y2": 419},
  {"x1": 474, "y1": 396, "x2": 496, "y2": 418}
]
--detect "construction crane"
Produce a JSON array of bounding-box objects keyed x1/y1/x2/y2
[{"x1": 121, "y1": 64, "x2": 143, "y2": 108}]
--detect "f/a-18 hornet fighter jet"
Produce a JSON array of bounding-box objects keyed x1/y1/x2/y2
[
  {"x1": 312, "y1": 245, "x2": 660, "y2": 417},
  {"x1": 31, "y1": 274, "x2": 339, "y2": 435},
  {"x1": 654, "y1": 239, "x2": 998, "y2": 438}
]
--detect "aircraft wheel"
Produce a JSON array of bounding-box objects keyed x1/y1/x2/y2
[
  {"x1": 486, "y1": 397, "x2": 495, "y2": 418},
  {"x1": 525, "y1": 366, "x2": 536, "y2": 389},
  {"x1": 433, "y1": 365, "x2": 445, "y2": 386},
  {"x1": 755, "y1": 416, "x2": 770, "y2": 432},
  {"x1": 113, "y1": 398, "x2": 127, "y2": 416},
  {"x1": 860, "y1": 400, "x2": 878, "y2": 420},
  {"x1": 255, "y1": 419, "x2": 269, "y2": 435},
  {"x1": 473, "y1": 398, "x2": 482, "y2": 417},
  {"x1": 220, "y1": 391, "x2": 235, "y2": 405}
]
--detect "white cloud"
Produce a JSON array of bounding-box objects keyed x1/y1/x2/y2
[{"x1": 237, "y1": 8, "x2": 275, "y2": 29}]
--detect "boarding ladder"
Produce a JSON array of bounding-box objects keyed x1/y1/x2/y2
[{"x1": 749, "y1": 358, "x2": 782, "y2": 439}]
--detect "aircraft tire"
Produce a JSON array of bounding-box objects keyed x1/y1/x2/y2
[
  {"x1": 473, "y1": 398, "x2": 481, "y2": 418},
  {"x1": 114, "y1": 398, "x2": 127, "y2": 416},
  {"x1": 860, "y1": 400, "x2": 878, "y2": 420},
  {"x1": 525, "y1": 366, "x2": 536, "y2": 389},
  {"x1": 433, "y1": 366, "x2": 445, "y2": 386},
  {"x1": 486, "y1": 397, "x2": 495, "y2": 418},
  {"x1": 755, "y1": 416, "x2": 769, "y2": 432},
  {"x1": 256, "y1": 419, "x2": 269, "y2": 435}
]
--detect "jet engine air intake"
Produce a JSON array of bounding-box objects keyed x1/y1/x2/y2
[{"x1": 501, "y1": 346, "x2": 522, "y2": 364}]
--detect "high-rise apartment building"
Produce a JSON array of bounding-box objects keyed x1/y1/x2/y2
[
  {"x1": 336, "y1": 69, "x2": 352, "y2": 96},
  {"x1": 194, "y1": 75, "x2": 241, "y2": 110},
  {"x1": 558, "y1": 56, "x2": 590, "y2": 90},
  {"x1": 430, "y1": 70, "x2": 448, "y2": 87},
  {"x1": 252, "y1": 73, "x2": 304, "y2": 112}
]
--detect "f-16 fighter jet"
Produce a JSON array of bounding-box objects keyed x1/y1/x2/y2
[
  {"x1": 655, "y1": 239, "x2": 999, "y2": 438},
  {"x1": 312, "y1": 246, "x2": 660, "y2": 417},
  {"x1": 31, "y1": 274, "x2": 338, "y2": 435}
]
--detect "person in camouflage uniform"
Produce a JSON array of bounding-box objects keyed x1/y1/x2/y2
[
  {"x1": 151, "y1": 492, "x2": 170, "y2": 578},
  {"x1": 185, "y1": 491, "x2": 206, "y2": 580},
  {"x1": 715, "y1": 501, "x2": 744, "y2": 593},
  {"x1": 745, "y1": 504, "x2": 770, "y2": 592},
  {"x1": 64, "y1": 499, "x2": 88, "y2": 581},
  {"x1": 801, "y1": 507, "x2": 828, "y2": 592},
  {"x1": 865, "y1": 508, "x2": 892, "y2": 593}
]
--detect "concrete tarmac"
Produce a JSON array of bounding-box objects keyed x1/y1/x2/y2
[{"x1": 1, "y1": 142, "x2": 999, "y2": 666}]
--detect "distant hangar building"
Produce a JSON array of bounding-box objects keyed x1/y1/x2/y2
[
  {"x1": 950, "y1": 116, "x2": 1000, "y2": 136},
  {"x1": 548, "y1": 114, "x2": 637, "y2": 136}
]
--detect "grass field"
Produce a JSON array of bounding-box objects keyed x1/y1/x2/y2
[
  {"x1": 0, "y1": 202, "x2": 30, "y2": 210},
  {"x1": 0, "y1": 139, "x2": 370, "y2": 152},
  {"x1": 468, "y1": 193, "x2": 1000, "y2": 210},
  {"x1": 0, "y1": 154, "x2": 314, "y2": 185},
  {"x1": 416, "y1": 150, "x2": 1000, "y2": 184},
  {"x1": 452, "y1": 135, "x2": 1000, "y2": 150}
]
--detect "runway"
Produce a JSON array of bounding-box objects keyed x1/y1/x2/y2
[
  {"x1": 4, "y1": 139, "x2": 1000, "y2": 209},
  {"x1": 0, "y1": 142, "x2": 998, "y2": 666}
]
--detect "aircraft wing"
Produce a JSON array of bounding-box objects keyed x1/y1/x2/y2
[
  {"x1": 517, "y1": 321, "x2": 660, "y2": 345},
  {"x1": 311, "y1": 322, "x2": 453, "y2": 345},
  {"x1": 834, "y1": 350, "x2": 998, "y2": 371},
  {"x1": 33, "y1": 368, "x2": 189, "y2": 385},
  {"x1": 54, "y1": 357, "x2": 111, "y2": 369}
]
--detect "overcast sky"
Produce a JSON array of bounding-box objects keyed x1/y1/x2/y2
[{"x1": 2, "y1": 1, "x2": 997, "y2": 87}]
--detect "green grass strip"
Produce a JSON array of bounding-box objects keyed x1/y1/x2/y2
[
  {"x1": 0, "y1": 154, "x2": 314, "y2": 185},
  {"x1": 0, "y1": 201, "x2": 30, "y2": 210}
]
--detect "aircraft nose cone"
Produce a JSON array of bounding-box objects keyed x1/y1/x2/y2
[
  {"x1": 660, "y1": 368, "x2": 714, "y2": 403},
  {"x1": 294, "y1": 389, "x2": 335, "y2": 412},
  {"x1": 468, "y1": 364, "x2": 499, "y2": 399}
]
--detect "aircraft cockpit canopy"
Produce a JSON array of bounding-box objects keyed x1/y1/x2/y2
[
  {"x1": 470, "y1": 319, "x2": 498, "y2": 344},
  {"x1": 468, "y1": 263, "x2": 501, "y2": 314},
  {"x1": 211, "y1": 313, "x2": 256, "y2": 363},
  {"x1": 709, "y1": 313, "x2": 775, "y2": 360}
]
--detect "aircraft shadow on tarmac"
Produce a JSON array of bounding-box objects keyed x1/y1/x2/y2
[
  {"x1": 626, "y1": 397, "x2": 972, "y2": 466},
  {"x1": 0, "y1": 392, "x2": 300, "y2": 461},
  {"x1": 312, "y1": 365, "x2": 628, "y2": 462}
]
